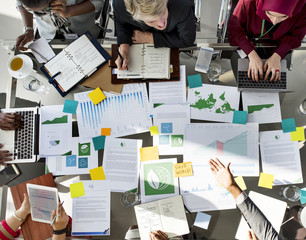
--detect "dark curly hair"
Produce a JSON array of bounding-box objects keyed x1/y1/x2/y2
[{"x1": 21, "y1": 0, "x2": 50, "y2": 9}]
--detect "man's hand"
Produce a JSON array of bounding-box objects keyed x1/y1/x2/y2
[
  {"x1": 0, "y1": 144, "x2": 12, "y2": 165},
  {"x1": 0, "y1": 113, "x2": 23, "y2": 130},
  {"x1": 132, "y1": 30, "x2": 154, "y2": 44},
  {"x1": 248, "y1": 50, "x2": 263, "y2": 82},
  {"x1": 16, "y1": 31, "x2": 34, "y2": 51},
  {"x1": 264, "y1": 53, "x2": 281, "y2": 82},
  {"x1": 115, "y1": 44, "x2": 129, "y2": 70},
  {"x1": 51, "y1": 0, "x2": 71, "y2": 18},
  {"x1": 149, "y1": 230, "x2": 168, "y2": 240}
]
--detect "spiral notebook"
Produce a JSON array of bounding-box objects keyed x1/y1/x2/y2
[{"x1": 117, "y1": 44, "x2": 170, "y2": 79}]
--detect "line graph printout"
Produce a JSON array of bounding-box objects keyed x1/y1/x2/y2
[{"x1": 75, "y1": 84, "x2": 152, "y2": 142}]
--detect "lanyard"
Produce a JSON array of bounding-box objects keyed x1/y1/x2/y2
[{"x1": 255, "y1": 19, "x2": 275, "y2": 41}]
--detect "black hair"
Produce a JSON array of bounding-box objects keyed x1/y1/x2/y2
[{"x1": 21, "y1": 0, "x2": 50, "y2": 9}]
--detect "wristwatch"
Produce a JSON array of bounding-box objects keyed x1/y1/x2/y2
[
  {"x1": 53, "y1": 227, "x2": 67, "y2": 235},
  {"x1": 24, "y1": 26, "x2": 34, "y2": 32}
]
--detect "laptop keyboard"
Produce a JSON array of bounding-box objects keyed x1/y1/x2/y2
[
  {"x1": 238, "y1": 71, "x2": 287, "y2": 90},
  {"x1": 14, "y1": 111, "x2": 34, "y2": 160}
]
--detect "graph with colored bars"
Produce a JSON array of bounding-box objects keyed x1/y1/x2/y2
[{"x1": 74, "y1": 84, "x2": 152, "y2": 142}]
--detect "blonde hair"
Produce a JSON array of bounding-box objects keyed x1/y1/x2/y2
[{"x1": 124, "y1": 0, "x2": 168, "y2": 21}]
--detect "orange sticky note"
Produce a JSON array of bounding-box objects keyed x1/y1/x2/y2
[
  {"x1": 291, "y1": 127, "x2": 305, "y2": 141},
  {"x1": 70, "y1": 182, "x2": 85, "y2": 198},
  {"x1": 235, "y1": 176, "x2": 247, "y2": 190},
  {"x1": 88, "y1": 87, "x2": 106, "y2": 105},
  {"x1": 89, "y1": 166, "x2": 106, "y2": 180},
  {"x1": 101, "y1": 128, "x2": 111, "y2": 136},
  {"x1": 140, "y1": 146, "x2": 159, "y2": 161},
  {"x1": 258, "y1": 172, "x2": 274, "y2": 189},
  {"x1": 150, "y1": 126, "x2": 159, "y2": 136},
  {"x1": 173, "y1": 162, "x2": 193, "y2": 178}
]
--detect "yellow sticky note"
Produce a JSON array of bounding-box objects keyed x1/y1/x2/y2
[
  {"x1": 101, "y1": 128, "x2": 111, "y2": 136},
  {"x1": 235, "y1": 176, "x2": 247, "y2": 191},
  {"x1": 89, "y1": 166, "x2": 106, "y2": 180},
  {"x1": 70, "y1": 182, "x2": 85, "y2": 198},
  {"x1": 291, "y1": 127, "x2": 305, "y2": 141},
  {"x1": 140, "y1": 146, "x2": 159, "y2": 161},
  {"x1": 173, "y1": 162, "x2": 193, "y2": 178},
  {"x1": 88, "y1": 87, "x2": 106, "y2": 105},
  {"x1": 150, "y1": 126, "x2": 159, "y2": 136},
  {"x1": 258, "y1": 172, "x2": 274, "y2": 189}
]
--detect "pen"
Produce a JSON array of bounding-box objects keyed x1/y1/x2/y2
[
  {"x1": 117, "y1": 49, "x2": 128, "y2": 70},
  {"x1": 30, "y1": 48, "x2": 48, "y2": 62},
  {"x1": 51, "y1": 201, "x2": 64, "y2": 226},
  {"x1": 281, "y1": 216, "x2": 294, "y2": 226}
]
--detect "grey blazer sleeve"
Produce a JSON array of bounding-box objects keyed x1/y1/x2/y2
[{"x1": 237, "y1": 196, "x2": 281, "y2": 240}]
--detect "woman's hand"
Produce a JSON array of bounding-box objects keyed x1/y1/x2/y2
[
  {"x1": 16, "y1": 193, "x2": 31, "y2": 220},
  {"x1": 149, "y1": 230, "x2": 168, "y2": 240},
  {"x1": 115, "y1": 44, "x2": 129, "y2": 70},
  {"x1": 51, "y1": 202, "x2": 69, "y2": 231},
  {"x1": 16, "y1": 31, "x2": 34, "y2": 51},
  {"x1": 264, "y1": 53, "x2": 281, "y2": 82},
  {"x1": 132, "y1": 30, "x2": 154, "y2": 44},
  {"x1": 248, "y1": 50, "x2": 263, "y2": 82}
]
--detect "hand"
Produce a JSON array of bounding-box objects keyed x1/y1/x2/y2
[
  {"x1": 51, "y1": 0, "x2": 71, "y2": 18},
  {"x1": 16, "y1": 193, "x2": 31, "y2": 219},
  {"x1": 209, "y1": 158, "x2": 235, "y2": 191},
  {"x1": 149, "y1": 230, "x2": 168, "y2": 240},
  {"x1": 0, "y1": 113, "x2": 23, "y2": 130},
  {"x1": 0, "y1": 143, "x2": 13, "y2": 165},
  {"x1": 248, "y1": 50, "x2": 263, "y2": 82},
  {"x1": 264, "y1": 53, "x2": 281, "y2": 82},
  {"x1": 132, "y1": 30, "x2": 154, "y2": 44},
  {"x1": 51, "y1": 202, "x2": 69, "y2": 231},
  {"x1": 16, "y1": 31, "x2": 34, "y2": 51},
  {"x1": 248, "y1": 230, "x2": 258, "y2": 240},
  {"x1": 115, "y1": 44, "x2": 129, "y2": 70}
]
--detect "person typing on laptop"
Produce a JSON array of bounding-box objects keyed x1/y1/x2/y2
[{"x1": 228, "y1": 0, "x2": 306, "y2": 82}]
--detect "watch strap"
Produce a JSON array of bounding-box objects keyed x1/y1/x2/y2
[
  {"x1": 24, "y1": 26, "x2": 34, "y2": 32},
  {"x1": 53, "y1": 227, "x2": 67, "y2": 235}
]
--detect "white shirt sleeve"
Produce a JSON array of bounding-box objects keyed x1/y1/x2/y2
[{"x1": 235, "y1": 191, "x2": 248, "y2": 205}]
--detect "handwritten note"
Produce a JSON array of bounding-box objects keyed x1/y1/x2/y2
[
  {"x1": 150, "y1": 126, "x2": 159, "y2": 136},
  {"x1": 140, "y1": 146, "x2": 159, "y2": 161},
  {"x1": 70, "y1": 182, "x2": 85, "y2": 198},
  {"x1": 92, "y1": 135, "x2": 106, "y2": 151},
  {"x1": 291, "y1": 127, "x2": 305, "y2": 141},
  {"x1": 101, "y1": 128, "x2": 111, "y2": 136},
  {"x1": 235, "y1": 176, "x2": 247, "y2": 190},
  {"x1": 233, "y1": 111, "x2": 247, "y2": 124},
  {"x1": 88, "y1": 87, "x2": 106, "y2": 105},
  {"x1": 188, "y1": 74, "x2": 203, "y2": 89},
  {"x1": 63, "y1": 99, "x2": 78, "y2": 114},
  {"x1": 89, "y1": 166, "x2": 106, "y2": 180},
  {"x1": 173, "y1": 162, "x2": 193, "y2": 178},
  {"x1": 258, "y1": 172, "x2": 274, "y2": 189},
  {"x1": 282, "y1": 118, "x2": 296, "y2": 133}
]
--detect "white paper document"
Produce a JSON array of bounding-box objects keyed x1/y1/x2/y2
[
  {"x1": 242, "y1": 91, "x2": 281, "y2": 124},
  {"x1": 72, "y1": 180, "x2": 111, "y2": 236},
  {"x1": 103, "y1": 137, "x2": 142, "y2": 192},
  {"x1": 140, "y1": 158, "x2": 179, "y2": 203},
  {"x1": 27, "y1": 184, "x2": 58, "y2": 224},
  {"x1": 29, "y1": 37, "x2": 56, "y2": 63},
  {"x1": 260, "y1": 130, "x2": 303, "y2": 185},
  {"x1": 188, "y1": 84, "x2": 240, "y2": 123},
  {"x1": 40, "y1": 105, "x2": 73, "y2": 156},
  {"x1": 235, "y1": 191, "x2": 287, "y2": 240},
  {"x1": 46, "y1": 137, "x2": 98, "y2": 176},
  {"x1": 152, "y1": 103, "x2": 190, "y2": 155}
]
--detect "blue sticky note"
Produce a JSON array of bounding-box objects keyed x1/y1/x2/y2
[
  {"x1": 194, "y1": 212, "x2": 211, "y2": 230},
  {"x1": 282, "y1": 118, "x2": 296, "y2": 133},
  {"x1": 300, "y1": 188, "x2": 306, "y2": 204},
  {"x1": 92, "y1": 135, "x2": 106, "y2": 151},
  {"x1": 63, "y1": 100, "x2": 78, "y2": 114},
  {"x1": 188, "y1": 74, "x2": 203, "y2": 89},
  {"x1": 161, "y1": 123, "x2": 173, "y2": 133},
  {"x1": 233, "y1": 111, "x2": 247, "y2": 124}
]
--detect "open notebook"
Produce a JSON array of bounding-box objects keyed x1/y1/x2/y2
[{"x1": 117, "y1": 44, "x2": 170, "y2": 79}]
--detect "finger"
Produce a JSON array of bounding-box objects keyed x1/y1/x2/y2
[
  {"x1": 215, "y1": 157, "x2": 225, "y2": 168},
  {"x1": 50, "y1": 209, "x2": 56, "y2": 221},
  {"x1": 210, "y1": 167, "x2": 217, "y2": 174},
  {"x1": 4, "y1": 113, "x2": 15, "y2": 119},
  {"x1": 251, "y1": 69, "x2": 255, "y2": 82},
  {"x1": 19, "y1": 37, "x2": 29, "y2": 50},
  {"x1": 259, "y1": 67, "x2": 263, "y2": 80},
  {"x1": 254, "y1": 68, "x2": 259, "y2": 82},
  {"x1": 226, "y1": 162, "x2": 231, "y2": 171},
  {"x1": 158, "y1": 230, "x2": 168, "y2": 238},
  {"x1": 264, "y1": 68, "x2": 270, "y2": 81},
  {"x1": 270, "y1": 69, "x2": 276, "y2": 82},
  {"x1": 209, "y1": 160, "x2": 219, "y2": 171},
  {"x1": 248, "y1": 68, "x2": 251, "y2": 79},
  {"x1": 248, "y1": 230, "x2": 253, "y2": 240},
  {"x1": 122, "y1": 59, "x2": 128, "y2": 70},
  {"x1": 263, "y1": 61, "x2": 268, "y2": 72},
  {"x1": 115, "y1": 57, "x2": 122, "y2": 70}
]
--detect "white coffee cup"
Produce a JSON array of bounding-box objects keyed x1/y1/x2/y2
[{"x1": 7, "y1": 54, "x2": 33, "y2": 79}]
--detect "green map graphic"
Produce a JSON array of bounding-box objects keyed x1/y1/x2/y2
[
  {"x1": 191, "y1": 91, "x2": 235, "y2": 114},
  {"x1": 42, "y1": 115, "x2": 68, "y2": 125},
  {"x1": 248, "y1": 104, "x2": 274, "y2": 114}
]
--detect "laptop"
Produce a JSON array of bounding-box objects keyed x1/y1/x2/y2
[
  {"x1": 237, "y1": 58, "x2": 287, "y2": 92},
  {"x1": 0, "y1": 107, "x2": 40, "y2": 163}
]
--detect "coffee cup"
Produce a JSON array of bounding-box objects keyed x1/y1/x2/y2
[{"x1": 7, "y1": 54, "x2": 33, "y2": 79}]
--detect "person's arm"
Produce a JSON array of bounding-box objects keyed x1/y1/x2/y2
[
  {"x1": 209, "y1": 158, "x2": 281, "y2": 240},
  {"x1": 0, "y1": 113, "x2": 23, "y2": 130},
  {"x1": 51, "y1": 202, "x2": 69, "y2": 240},
  {"x1": 16, "y1": 4, "x2": 34, "y2": 51},
  {"x1": 51, "y1": 0, "x2": 95, "y2": 18}
]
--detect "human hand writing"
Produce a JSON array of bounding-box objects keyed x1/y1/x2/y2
[
  {"x1": 248, "y1": 50, "x2": 263, "y2": 82},
  {"x1": 51, "y1": 202, "x2": 69, "y2": 231},
  {"x1": 264, "y1": 53, "x2": 281, "y2": 82},
  {"x1": 149, "y1": 230, "x2": 168, "y2": 240},
  {"x1": 0, "y1": 113, "x2": 23, "y2": 130},
  {"x1": 115, "y1": 44, "x2": 129, "y2": 70},
  {"x1": 51, "y1": 0, "x2": 70, "y2": 18},
  {"x1": 16, "y1": 31, "x2": 34, "y2": 51},
  {"x1": 132, "y1": 30, "x2": 154, "y2": 44}
]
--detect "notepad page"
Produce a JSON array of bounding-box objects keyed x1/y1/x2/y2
[
  {"x1": 44, "y1": 50, "x2": 84, "y2": 92},
  {"x1": 65, "y1": 35, "x2": 105, "y2": 76},
  {"x1": 143, "y1": 45, "x2": 170, "y2": 79}
]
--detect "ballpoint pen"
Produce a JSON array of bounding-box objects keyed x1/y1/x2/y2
[
  {"x1": 117, "y1": 49, "x2": 128, "y2": 70},
  {"x1": 51, "y1": 201, "x2": 65, "y2": 226},
  {"x1": 30, "y1": 48, "x2": 48, "y2": 62}
]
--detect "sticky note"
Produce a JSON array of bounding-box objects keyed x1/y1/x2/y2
[
  {"x1": 233, "y1": 111, "x2": 247, "y2": 124},
  {"x1": 173, "y1": 162, "x2": 193, "y2": 178},
  {"x1": 150, "y1": 126, "x2": 159, "y2": 136},
  {"x1": 92, "y1": 135, "x2": 106, "y2": 151},
  {"x1": 234, "y1": 176, "x2": 247, "y2": 191},
  {"x1": 101, "y1": 128, "x2": 111, "y2": 136},
  {"x1": 63, "y1": 99, "x2": 78, "y2": 114},
  {"x1": 300, "y1": 188, "x2": 306, "y2": 204},
  {"x1": 258, "y1": 172, "x2": 274, "y2": 189},
  {"x1": 70, "y1": 182, "x2": 85, "y2": 198},
  {"x1": 88, "y1": 87, "x2": 106, "y2": 105},
  {"x1": 291, "y1": 127, "x2": 305, "y2": 141},
  {"x1": 89, "y1": 166, "x2": 106, "y2": 180},
  {"x1": 140, "y1": 146, "x2": 159, "y2": 161},
  {"x1": 194, "y1": 212, "x2": 211, "y2": 230},
  {"x1": 282, "y1": 118, "x2": 296, "y2": 133},
  {"x1": 188, "y1": 74, "x2": 203, "y2": 89}
]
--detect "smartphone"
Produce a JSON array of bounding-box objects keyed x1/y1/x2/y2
[{"x1": 0, "y1": 164, "x2": 20, "y2": 186}]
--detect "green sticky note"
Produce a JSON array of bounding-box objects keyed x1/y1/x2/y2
[
  {"x1": 171, "y1": 135, "x2": 184, "y2": 147},
  {"x1": 188, "y1": 74, "x2": 203, "y2": 89},
  {"x1": 70, "y1": 182, "x2": 85, "y2": 198},
  {"x1": 89, "y1": 166, "x2": 106, "y2": 180},
  {"x1": 282, "y1": 118, "x2": 296, "y2": 133},
  {"x1": 291, "y1": 127, "x2": 305, "y2": 141},
  {"x1": 92, "y1": 135, "x2": 106, "y2": 151},
  {"x1": 63, "y1": 99, "x2": 78, "y2": 114},
  {"x1": 258, "y1": 172, "x2": 274, "y2": 189},
  {"x1": 233, "y1": 111, "x2": 247, "y2": 124},
  {"x1": 150, "y1": 126, "x2": 159, "y2": 136}
]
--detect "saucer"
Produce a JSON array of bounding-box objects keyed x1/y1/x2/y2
[{"x1": 8, "y1": 54, "x2": 33, "y2": 79}]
